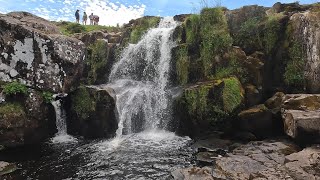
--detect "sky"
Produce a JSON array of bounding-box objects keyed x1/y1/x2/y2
[{"x1": 0, "y1": 0, "x2": 319, "y2": 26}]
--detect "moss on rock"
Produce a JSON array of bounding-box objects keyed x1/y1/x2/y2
[
  {"x1": 222, "y1": 77, "x2": 244, "y2": 112},
  {"x1": 129, "y1": 16, "x2": 161, "y2": 43},
  {"x1": 175, "y1": 44, "x2": 190, "y2": 85},
  {"x1": 70, "y1": 86, "x2": 96, "y2": 119}
]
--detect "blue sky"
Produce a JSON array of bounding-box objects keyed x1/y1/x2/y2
[{"x1": 0, "y1": 0, "x2": 318, "y2": 26}]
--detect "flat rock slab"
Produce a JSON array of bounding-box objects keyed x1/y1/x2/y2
[
  {"x1": 171, "y1": 167, "x2": 214, "y2": 180},
  {"x1": 283, "y1": 110, "x2": 320, "y2": 141}
]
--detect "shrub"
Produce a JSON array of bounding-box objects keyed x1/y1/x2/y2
[
  {"x1": 3, "y1": 81, "x2": 28, "y2": 96},
  {"x1": 263, "y1": 15, "x2": 283, "y2": 53},
  {"x1": 200, "y1": 7, "x2": 233, "y2": 77},
  {"x1": 222, "y1": 77, "x2": 243, "y2": 112},
  {"x1": 185, "y1": 14, "x2": 201, "y2": 45},
  {"x1": 284, "y1": 42, "x2": 305, "y2": 86},
  {"x1": 42, "y1": 91, "x2": 53, "y2": 103},
  {"x1": 176, "y1": 45, "x2": 189, "y2": 85},
  {"x1": 86, "y1": 40, "x2": 108, "y2": 84}
]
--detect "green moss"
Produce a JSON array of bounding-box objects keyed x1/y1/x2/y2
[
  {"x1": 86, "y1": 40, "x2": 108, "y2": 84},
  {"x1": 185, "y1": 14, "x2": 201, "y2": 45},
  {"x1": 129, "y1": 17, "x2": 161, "y2": 43},
  {"x1": 0, "y1": 103, "x2": 25, "y2": 117},
  {"x1": 176, "y1": 45, "x2": 189, "y2": 85},
  {"x1": 184, "y1": 84, "x2": 212, "y2": 116},
  {"x1": 222, "y1": 77, "x2": 243, "y2": 112},
  {"x1": 71, "y1": 86, "x2": 95, "y2": 119},
  {"x1": 3, "y1": 81, "x2": 28, "y2": 96}
]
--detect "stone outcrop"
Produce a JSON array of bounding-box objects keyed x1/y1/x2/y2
[
  {"x1": 0, "y1": 12, "x2": 85, "y2": 93},
  {"x1": 174, "y1": 140, "x2": 320, "y2": 180},
  {"x1": 282, "y1": 94, "x2": 320, "y2": 143},
  {"x1": 0, "y1": 89, "x2": 55, "y2": 147},
  {"x1": 173, "y1": 77, "x2": 244, "y2": 137},
  {"x1": 67, "y1": 85, "x2": 117, "y2": 138}
]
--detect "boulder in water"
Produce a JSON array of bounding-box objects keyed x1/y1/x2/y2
[
  {"x1": 0, "y1": 161, "x2": 17, "y2": 176},
  {"x1": 68, "y1": 86, "x2": 117, "y2": 138}
]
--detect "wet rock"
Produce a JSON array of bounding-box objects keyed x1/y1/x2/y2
[
  {"x1": 0, "y1": 161, "x2": 17, "y2": 176},
  {"x1": 174, "y1": 78, "x2": 244, "y2": 137},
  {"x1": 173, "y1": 14, "x2": 191, "y2": 22},
  {"x1": 265, "y1": 92, "x2": 285, "y2": 110},
  {"x1": 289, "y1": 10, "x2": 320, "y2": 93},
  {"x1": 68, "y1": 85, "x2": 117, "y2": 138},
  {"x1": 282, "y1": 94, "x2": 320, "y2": 143},
  {"x1": 244, "y1": 84, "x2": 262, "y2": 107},
  {"x1": 0, "y1": 12, "x2": 85, "y2": 93},
  {"x1": 238, "y1": 104, "x2": 274, "y2": 137},
  {"x1": 172, "y1": 167, "x2": 214, "y2": 180},
  {"x1": 0, "y1": 89, "x2": 55, "y2": 147}
]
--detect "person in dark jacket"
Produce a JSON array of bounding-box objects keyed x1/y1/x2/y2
[{"x1": 75, "y1": 9, "x2": 80, "y2": 23}]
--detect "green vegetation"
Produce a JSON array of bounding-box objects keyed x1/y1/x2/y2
[
  {"x1": 185, "y1": 14, "x2": 201, "y2": 45},
  {"x1": 214, "y1": 52, "x2": 247, "y2": 82},
  {"x1": 129, "y1": 17, "x2": 161, "y2": 43},
  {"x1": 263, "y1": 14, "x2": 282, "y2": 53},
  {"x1": 234, "y1": 17, "x2": 263, "y2": 52},
  {"x1": 0, "y1": 102, "x2": 25, "y2": 118},
  {"x1": 3, "y1": 81, "x2": 28, "y2": 96},
  {"x1": 184, "y1": 84, "x2": 212, "y2": 117},
  {"x1": 284, "y1": 41, "x2": 305, "y2": 86},
  {"x1": 56, "y1": 21, "x2": 120, "y2": 35},
  {"x1": 200, "y1": 7, "x2": 233, "y2": 77},
  {"x1": 86, "y1": 40, "x2": 108, "y2": 84},
  {"x1": 222, "y1": 77, "x2": 243, "y2": 112},
  {"x1": 42, "y1": 91, "x2": 53, "y2": 103},
  {"x1": 71, "y1": 86, "x2": 95, "y2": 119},
  {"x1": 176, "y1": 45, "x2": 189, "y2": 85}
]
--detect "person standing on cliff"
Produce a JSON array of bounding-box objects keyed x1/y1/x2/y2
[
  {"x1": 89, "y1": 13, "x2": 94, "y2": 25},
  {"x1": 83, "y1": 12, "x2": 88, "y2": 25},
  {"x1": 75, "y1": 9, "x2": 80, "y2": 23}
]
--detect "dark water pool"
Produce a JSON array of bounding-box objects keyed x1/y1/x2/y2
[{"x1": 1, "y1": 130, "x2": 195, "y2": 180}]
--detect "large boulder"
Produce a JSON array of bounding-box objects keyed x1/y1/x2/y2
[
  {"x1": 0, "y1": 12, "x2": 85, "y2": 93},
  {"x1": 173, "y1": 77, "x2": 244, "y2": 137},
  {"x1": 287, "y1": 9, "x2": 320, "y2": 93},
  {"x1": 0, "y1": 89, "x2": 55, "y2": 147},
  {"x1": 67, "y1": 85, "x2": 118, "y2": 138},
  {"x1": 282, "y1": 94, "x2": 320, "y2": 143}
]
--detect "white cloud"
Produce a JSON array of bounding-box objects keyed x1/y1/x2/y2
[{"x1": 82, "y1": 0, "x2": 146, "y2": 26}]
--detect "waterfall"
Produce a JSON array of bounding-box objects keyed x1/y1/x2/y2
[
  {"x1": 51, "y1": 96, "x2": 77, "y2": 143},
  {"x1": 108, "y1": 17, "x2": 178, "y2": 137},
  {"x1": 51, "y1": 99, "x2": 67, "y2": 135}
]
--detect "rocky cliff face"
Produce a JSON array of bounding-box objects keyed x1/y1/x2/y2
[{"x1": 0, "y1": 12, "x2": 85, "y2": 93}]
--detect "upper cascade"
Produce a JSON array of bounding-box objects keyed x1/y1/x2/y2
[{"x1": 107, "y1": 17, "x2": 178, "y2": 137}]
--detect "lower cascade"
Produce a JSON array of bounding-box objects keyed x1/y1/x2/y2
[
  {"x1": 51, "y1": 97, "x2": 77, "y2": 143},
  {"x1": 108, "y1": 17, "x2": 178, "y2": 137}
]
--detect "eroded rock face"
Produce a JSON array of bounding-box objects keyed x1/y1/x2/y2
[
  {"x1": 0, "y1": 89, "x2": 55, "y2": 147},
  {"x1": 289, "y1": 10, "x2": 320, "y2": 93},
  {"x1": 282, "y1": 94, "x2": 320, "y2": 143},
  {"x1": 0, "y1": 12, "x2": 85, "y2": 93},
  {"x1": 67, "y1": 85, "x2": 117, "y2": 138}
]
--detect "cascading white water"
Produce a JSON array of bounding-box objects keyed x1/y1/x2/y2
[
  {"x1": 108, "y1": 17, "x2": 178, "y2": 137},
  {"x1": 51, "y1": 99, "x2": 67, "y2": 135},
  {"x1": 51, "y1": 97, "x2": 77, "y2": 143}
]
